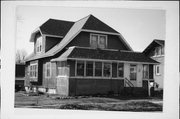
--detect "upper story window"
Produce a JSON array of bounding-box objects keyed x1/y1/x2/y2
[
  {"x1": 90, "y1": 34, "x2": 107, "y2": 49},
  {"x1": 36, "y1": 36, "x2": 42, "y2": 53},
  {"x1": 152, "y1": 46, "x2": 164, "y2": 57}
]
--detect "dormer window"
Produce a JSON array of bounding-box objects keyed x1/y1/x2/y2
[
  {"x1": 151, "y1": 46, "x2": 164, "y2": 57},
  {"x1": 36, "y1": 36, "x2": 42, "y2": 53},
  {"x1": 90, "y1": 34, "x2": 107, "y2": 49}
]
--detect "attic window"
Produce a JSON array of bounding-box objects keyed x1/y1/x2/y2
[
  {"x1": 36, "y1": 36, "x2": 42, "y2": 53},
  {"x1": 90, "y1": 34, "x2": 107, "y2": 49}
]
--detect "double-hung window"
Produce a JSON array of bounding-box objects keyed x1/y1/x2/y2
[
  {"x1": 30, "y1": 63, "x2": 38, "y2": 78},
  {"x1": 45, "y1": 62, "x2": 51, "y2": 78},
  {"x1": 36, "y1": 36, "x2": 42, "y2": 53},
  {"x1": 90, "y1": 34, "x2": 107, "y2": 49}
]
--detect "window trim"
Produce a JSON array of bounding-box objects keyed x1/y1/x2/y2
[
  {"x1": 142, "y1": 64, "x2": 149, "y2": 79},
  {"x1": 155, "y1": 65, "x2": 160, "y2": 75},
  {"x1": 45, "y1": 62, "x2": 51, "y2": 78},
  {"x1": 30, "y1": 63, "x2": 38, "y2": 78},
  {"x1": 90, "y1": 33, "x2": 107, "y2": 49},
  {"x1": 75, "y1": 60, "x2": 114, "y2": 78},
  {"x1": 117, "y1": 63, "x2": 124, "y2": 78},
  {"x1": 36, "y1": 36, "x2": 43, "y2": 53}
]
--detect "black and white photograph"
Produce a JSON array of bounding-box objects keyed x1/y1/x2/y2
[{"x1": 1, "y1": 1, "x2": 179, "y2": 119}]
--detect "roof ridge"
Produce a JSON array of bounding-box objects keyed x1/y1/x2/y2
[
  {"x1": 74, "y1": 14, "x2": 91, "y2": 23},
  {"x1": 48, "y1": 18, "x2": 74, "y2": 23}
]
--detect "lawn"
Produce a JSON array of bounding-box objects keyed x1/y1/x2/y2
[{"x1": 15, "y1": 91, "x2": 163, "y2": 112}]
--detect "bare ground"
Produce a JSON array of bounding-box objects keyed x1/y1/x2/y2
[{"x1": 15, "y1": 91, "x2": 163, "y2": 112}]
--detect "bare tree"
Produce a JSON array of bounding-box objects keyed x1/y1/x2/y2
[{"x1": 16, "y1": 49, "x2": 27, "y2": 64}]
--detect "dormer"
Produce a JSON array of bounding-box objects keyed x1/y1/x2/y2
[{"x1": 143, "y1": 39, "x2": 165, "y2": 57}]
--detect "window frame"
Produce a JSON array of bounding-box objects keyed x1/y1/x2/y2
[
  {"x1": 36, "y1": 36, "x2": 43, "y2": 53},
  {"x1": 155, "y1": 65, "x2": 160, "y2": 75},
  {"x1": 30, "y1": 63, "x2": 38, "y2": 78},
  {"x1": 143, "y1": 64, "x2": 149, "y2": 79},
  {"x1": 117, "y1": 63, "x2": 124, "y2": 78},
  {"x1": 90, "y1": 33, "x2": 107, "y2": 49},
  {"x1": 45, "y1": 62, "x2": 51, "y2": 78}
]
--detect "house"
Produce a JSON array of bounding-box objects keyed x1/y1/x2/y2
[
  {"x1": 25, "y1": 14, "x2": 158, "y2": 96},
  {"x1": 143, "y1": 39, "x2": 164, "y2": 91},
  {"x1": 15, "y1": 63, "x2": 25, "y2": 91}
]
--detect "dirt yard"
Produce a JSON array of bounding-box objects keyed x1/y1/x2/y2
[{"x1": 15, "y1": 91, "x2": 163, "y2": 112}]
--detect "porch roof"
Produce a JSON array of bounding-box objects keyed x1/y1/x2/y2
[{"x1": 51, "y1": 47, "x2": 159, "y2": 64}]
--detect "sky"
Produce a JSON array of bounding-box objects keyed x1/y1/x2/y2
[{"x1": 16, "y1": 6, "x2": 165, "y2": 55}]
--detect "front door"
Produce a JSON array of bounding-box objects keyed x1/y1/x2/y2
[{"x1": 130, "y1": 65, "x2": 137, "y2": 80}]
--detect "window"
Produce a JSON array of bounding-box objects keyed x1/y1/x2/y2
[
  {"x1": 86, "y1": 61, "x2": 94, "y2": 76},
  {"x1": 36, "y1": 36, "x2": 42, "y2": 53},
  {"x1": 143, "y1": 64, "x2": 149, "y2": 79},
  {"x1": 154, "y1": 46, "x2": 164, "y2": 57},
  {"x1": 76, "y1": 61, "x2": 85, "y2": 76},
  {"x1": 117, "y1": 63, "x2": 124, "y2": 77},
  {"x1": 103, "y1": 63, "x2": 111, "y2": 77},
  {"x1": 90, "y1": 34, "x2": 107, "y2": 49},
  {"x1": 130, "y1": 65, "x2": 137, "y2": 80},
  {"x1": 95, "y1": 62, "x2": 102, "y2": 77},
  {"x1": 155, "y1": 65, "x2": 160, "y2": 75},
  {"x1": 161, "y1": 46, "x2": 164, "y2": 55},
  {"x1": 45, "y1": 62, "x2": 51, "y2": 78},
  {"x1": 30, "y1": 63, "x2": 38, "y2": 78},
  {"x1": 90, "y1": 34, "x2": 98, "y2": 48}
]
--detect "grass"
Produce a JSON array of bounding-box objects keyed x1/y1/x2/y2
[{"x1": 15, "y1": 91, "x2": 163, "y2": 112}]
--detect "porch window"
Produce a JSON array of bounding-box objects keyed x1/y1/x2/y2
[
  {"x1": 103, "y1": 62, "x2": 111, "y2": 77},
  {"x1": 95, "y1": 62, "x2": 102, "y2": 77},
  {"x1": 36, "y1": 36, "x2": 42, "y2": 53},
  {"x1": 143, "y1": 64, "x2": 149, "y2": 79},
  {"x1": 30, "y1": 63, "x2": 38, "y2": 78},
  {"x1": 45, "y1": 62, "x2": 51, "y2": 78},
  {"x1": 90, "y1": 34, "x2": 107, "y2": 49},
  {"x1": 155, "y1": 65, "x2": 160, "y2": 75},
  {"x1": 117, "y1": 63, "x2": 124, "y2": 77},
  {"x1": 76, "y1": 61, "x2": 85, "y2": 76},
  {"x1": 86, "y1": 61, "x2": 94, "y2": 76}
]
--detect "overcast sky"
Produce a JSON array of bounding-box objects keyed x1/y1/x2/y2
[{"x1": 16, "y1": 6, "x2": 165, "y2": 55}]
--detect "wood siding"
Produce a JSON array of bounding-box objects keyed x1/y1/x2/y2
[
  {"x1": 69, "y1": 78, "x2": 124, "y2": 96},
  {"x1": 67, "y1": 31, "x2": 130, "y2": 51}
]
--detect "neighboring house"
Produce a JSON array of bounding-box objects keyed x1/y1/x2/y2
[
  {"x1": 25, "y1": 14, "x2": 158, "y2": 96},
  {"x1": 143, "y1": 39, "x2": 165, "y2": 91},
  {"x1": 15, "y1": 63, "x2": 25, "y2": 91}
]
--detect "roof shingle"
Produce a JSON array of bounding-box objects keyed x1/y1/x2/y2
[{"x1": 52, "y1": 47, "x2": 158, "y2": 64}]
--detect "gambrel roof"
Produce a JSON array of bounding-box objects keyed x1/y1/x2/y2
[
  {"x1": 143, "y1": 39, "x2": 165, "y2": 55},
  {"x1": 40, "y1": 19, "x2": 74, "y2": 37},
  {"x1": 52, "y1": 46, "x2": 159, "y2": 64},
  {"x1": 26, "y1": 14, "x2": 133, "y2": 61}
]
